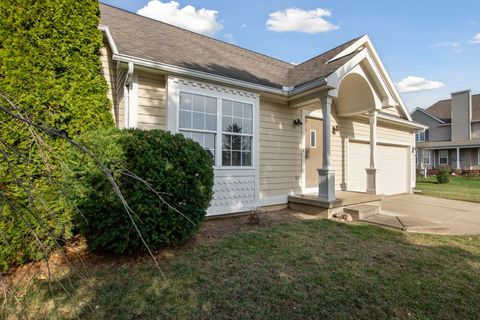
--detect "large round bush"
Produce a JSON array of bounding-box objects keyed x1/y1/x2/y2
[{"x1": 66, "y1": 128, "x2": 214, "y2": 254}]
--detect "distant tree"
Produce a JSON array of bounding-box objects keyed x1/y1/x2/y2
[{"x1": 0, "y1": 0, "x2": 114, "y2": 271}]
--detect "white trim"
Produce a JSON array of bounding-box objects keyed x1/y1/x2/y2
[
  {"x1": 411, "y1": 107, "x2": 446, "y2": 124},
  {"x1": 416, "y1": 131, "x2": 425, "y2": 142},
  {"x1": 301, "y1": 110, "x2": 324, "y2": 194},
  {"x1": 98, "y1": 25, "x2": 119, "y2": 55},
  {"x1": 423, "y1": 150, "x2": 432, "y2": 165},
  {"x1": 377, "y1": 112, "x2": 428, "y2": 129},
  {"x1": 167, "y1": 75, "x2": 260, "y2": 215},
  {"x1": 129, "y1": 71, "x2": 139, "y2": 128},
  {"x1": 439, "y1": 150, "x2": 449, "y2": 165},
  {"x1": 114, "y1": 53, "x2": 286, "y2": 96}
]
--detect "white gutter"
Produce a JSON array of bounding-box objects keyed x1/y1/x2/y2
[
  {"x1": 377, "y1": 112, "x2": 428, "y2": 130},
  {"x1": 113, "y1": 53, "x2": 288, "y2": 96},
  {"x1": 124, "y1": 62, "x2": 134, "y2": 128}
]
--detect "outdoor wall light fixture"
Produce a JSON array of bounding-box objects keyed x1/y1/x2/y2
[
  {"x1": 293, "y1": 118, "x2": 303, "y2": 126},
  {"x1": 332, "y1": 125, "x2": 340, "y2": 134}
]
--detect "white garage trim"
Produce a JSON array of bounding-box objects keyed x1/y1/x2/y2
[{"x1": 346, "y1": 138, "x2": 410, "y2": 195}]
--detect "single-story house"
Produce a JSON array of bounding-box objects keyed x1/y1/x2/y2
[
  {"x1": 412, "y1": 90, "x2": 480, "y2": 171},
  {"x1": 99, "y1": 4, "x2": 425, "y2": 216}
]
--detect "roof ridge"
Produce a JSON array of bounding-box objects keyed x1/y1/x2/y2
[{"x1": 100, "y1": 3, "x2": 293, "y2": 68}]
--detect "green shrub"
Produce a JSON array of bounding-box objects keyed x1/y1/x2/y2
[
  {"x1": 0, "y1": 0, "x2": 113, "y2": 271},
  {"x1": 437, "y1": 168, "x2": 450, "y2": 184},
  {"x1": 65, "y1": 128, "x2": 214, "y2": 254}
]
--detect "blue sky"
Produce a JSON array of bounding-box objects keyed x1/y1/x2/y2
[{"x1": 102, "y1": 0, "x2": 480, "y2": 110}]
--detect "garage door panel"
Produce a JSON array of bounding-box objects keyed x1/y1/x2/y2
[
  {"x1": 378, "y1": 145, "x2": 407, "y2": 195},
  {"x1": 348, "y1": 142, "x2": 370, "y2": 192},
  {"x1": 348, "y1": 142, "x2": 408, "y2": 195}
]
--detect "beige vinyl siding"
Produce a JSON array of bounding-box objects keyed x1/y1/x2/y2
[
  {"x1": 137, "y1": 71, "x2": 167, "y2": 130},
  {"x1": 259, "y1": 98, "x2": 302, "y2": 199},
  {"x1": 99, "y1": 39, "x2": 117, "y2": 120}
]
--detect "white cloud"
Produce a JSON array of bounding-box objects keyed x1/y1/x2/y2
[
  {"x1": 137, "y1": 0, "x2": 222, "y2": 36},
  {"x1": 224, "y1": 33, "x2": 236, "y2": 44},
  {"x1": 396, "y1": 76, "x2": 445, "y2": 93},
  {"x1": 430, "y1": 42, "x2": 462, "y2": 52},
  {"x1": 266, "y1": 8, "x2": 339, "y2": 33},
  {"x1": 240, "y1": 23, "x2": 247, "y2": 29},
  {"x1": 470, "y1": 33, "x2": 480, "y2": 44}
]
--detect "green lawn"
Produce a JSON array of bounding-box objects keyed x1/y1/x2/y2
[
  {"x1": 416, "y1": 175, "x2": 480, "y2": 203},
  {"x1": 3, "y1": 220, "x2": 480, "y2": 319}
]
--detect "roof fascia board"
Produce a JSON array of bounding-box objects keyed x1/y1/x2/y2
[
  {"x1": 363, "y1": 37, "x2": 412, "y2": 121},
  {"x1": 411, "y1": 107, "x2": 446, "y2": 124},
  {"x1": 98, "y1": 25, "x2": 119, "y2": 55},
  {"x1": 377, "y1": 113, "x2": 428, "y2": 130},
  {"x1": 113, "y1": 53, "x2": 288, "y2": 96},
  {"x1": 363, "y1": 55, "x2": 397, "y2": 107}
]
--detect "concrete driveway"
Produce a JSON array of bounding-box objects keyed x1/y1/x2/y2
[{"x1": 377, "y1": 194, "x2": 480, "y2": 235}]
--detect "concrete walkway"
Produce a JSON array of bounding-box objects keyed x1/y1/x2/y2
[{"x1": 372, "y1": 194, "x2": 480, "y2": 235}]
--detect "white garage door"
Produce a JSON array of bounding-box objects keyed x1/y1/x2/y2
[
  {"x1": 348, "y1": 142, "x2": 370, "y2": 193},
  {"x1": 377, "y1": 145, "x2": 408, "y2": 195},
  {"x1": 348, "y1": 142, "x2": 408, "y2": 195}
]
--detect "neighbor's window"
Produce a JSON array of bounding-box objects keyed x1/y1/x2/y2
[
  {"x1": 179, "y1": 92, "x2": 217, "y2": 163},
  {"x1": 423, "y1": 150, "x2": 431, "y2": 165},
  {"x1": 310, "y1": 130, "x2": 316, "y2": 149},
  {"x1": 416, "y1": 131, "x2": 425, "y2": 142},
  {"x1": 222, "y1": 99, "x2": 253, "y2": 166},
  {"x1": 439, "y1": 150, "x2": 448, "y2": 165}
]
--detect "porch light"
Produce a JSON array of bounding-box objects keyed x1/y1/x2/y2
[
  {"x1": 293, "y1": 118, "x2": 303, "y2": 126},
  {"x1": 332, "y1": 125, "x2": 340, "y2": 134}
]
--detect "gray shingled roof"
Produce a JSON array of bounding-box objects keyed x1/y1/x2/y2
[
  {"x1": 426, "y1": 94, "x2": 480, "y2": 122},
  {"x1": 100, "y1": 3, "x2": 361, "y2": 90}
]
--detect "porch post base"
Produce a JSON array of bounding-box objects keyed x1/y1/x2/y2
[
  {"x1": 366, "y1": 168, "x2": 379, "y2": 195},
  {"x1": 318, "y1": 169, "x2": 336, "y2": 202}
]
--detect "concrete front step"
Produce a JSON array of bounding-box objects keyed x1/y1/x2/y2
[{"x1": 343, "y1": 204, "x2": 380, "y2": 220}]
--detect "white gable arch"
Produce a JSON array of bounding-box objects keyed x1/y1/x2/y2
[{"x1": 326, "y1": 36, "x2": 411, "y2": 120}]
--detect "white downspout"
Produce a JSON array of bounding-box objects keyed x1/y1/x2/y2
[{"x1": 124, "y1": 62, "x2": 134, "y2": 128}]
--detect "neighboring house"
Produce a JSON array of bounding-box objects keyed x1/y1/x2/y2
[
  {"x1": 99, "y1": 4, "x2": 424, "y2": 216},
  {"x1": 411, "y1": 91, "x2": 480, "y2": 171}
]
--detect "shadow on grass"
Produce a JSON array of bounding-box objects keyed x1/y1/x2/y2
[{"x1": 6, "y1": 220, "x2": 480, "y2": 319}]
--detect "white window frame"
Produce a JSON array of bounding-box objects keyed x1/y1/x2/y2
[
  {"x1": 167, "y1": 77, "x2": 259, "y2": 171},
  {"x1": 221, "y1": 99, "x2": 254, "y2": 167},
  {"x1": 310, "y1": 130, "x2": 316, "y2": 149},
  {"x1": 439, "y1": 150, "x2": 449, "y2": 165},
  {"x1": 416, "y1": 131, "x2": 425, "y2": 142},
  {"x1": 178, "y1": 92, "x2": 218, "y2": 164},
  {"x1": 423, "y1": 150, "x2": 431, "y2": 165}
]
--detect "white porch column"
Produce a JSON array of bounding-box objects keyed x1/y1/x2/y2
[
  {"x1": 456, "y1": 147, "x2": 460, "y2": 169},
  {"x1": 366, "y1": 111, "x2": 378, "y2": 194},
  {"x1": 318, "y1": 95, "x2": 336, "y2": 202}
]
